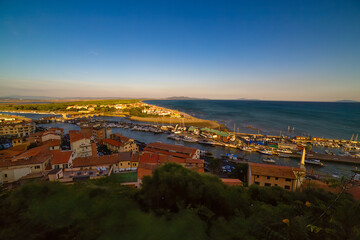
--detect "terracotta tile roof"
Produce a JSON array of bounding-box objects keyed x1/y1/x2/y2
[
  {"x1": 28, "y1": 132, "x2": 44, "y2": 138},
  {"x1": 0, "y1": 149, "x2": 25, "y2": 160},
  {"x1": 131, "y1": 153, "x2": 140, "y2": 162},
  {"x1": 0, "y1": 145, "x2": 51, "y2": 168},
  {"x1": 144, "y1": 142, "x2": 197, "y2": 158},
  {"x1": 43, "y1": 139, "x2": 61, "y2": 147},
  {"x1": 69, "y1": 130, "x2": 89, "y2": 143},
  {"x1": 249, "y1": 163, "x2": 304, "y2": 179},
  {"x1": 112, "y1": 133, "x2": 130, "y2": 143},
  {"x1": 185, "y1": 158, "x2": 204, "y2": 164},
  {"x1": 48, "y1": 127, "x2": 64, "y2": 133},
  {"x1": 221, "y1": 178, "x2": 243, "y2": 186},
  {"x1": 51, "y1": 150, "x2": 72, "y2": 165},
  {"x1": 72, "y1": 152, "x2": 131, "y2": 168},
  {"x1": 103, "y1": 138, "x2": 123, "y2": 147},
  {"x1": 9, "y1": 144, "x2": 29, "y2": 151},
  {"x1": 139, "y1": 152, "x2": 184, "y2": 164},
  {"x1": 138, "y1": 162, "x2": 160, "y2": 179}
]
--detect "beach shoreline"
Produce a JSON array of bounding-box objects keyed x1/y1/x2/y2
[{"x1": 129, "y1": 115, "x2": 220, "y2": 128}]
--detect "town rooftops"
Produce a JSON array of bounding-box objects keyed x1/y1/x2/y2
[
  {"x1": 0, "y1": 145, "x2": 51, "y2": 168},
  {"x1": 43, "y1": 139, "x2": 61, "y2": 147},
  {"x1": 111, "y1": 133, "x2": 130, "y2": 143},
  {"x1": 51, "y1": 150, "x2": 72, "y2": 165},
  {"x1": 249, "y1": 163, "x2": 304, "y2": 179},
  {"x1": 144, "y1": 142, "x2": 198, "y2": 159},
  {"x1": 139, "y1": 152, "x2": 204, "y2": 165},
  {"x1": 103, "y1": 138, "x2": 124, "y2": 147},
  {"x1": 69, "y1": 130, "x2": 89, "y2": 143},
  {"x1": 72, "y1": 152, "x2": 132, "y2": 168},
  {"x1": 221, "y1": 178, "x2": 243, "y2": 186}
]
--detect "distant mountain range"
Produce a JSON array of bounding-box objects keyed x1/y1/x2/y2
[
  {"x1": 0, "y1": 95, "x2": 358, "y2": 102},
  {"x1": 164, "y1": 96, "x2": 210, "y2": 100},
  {"x1": 336, "y1": 100, "x2": 358, "y2": 103}
]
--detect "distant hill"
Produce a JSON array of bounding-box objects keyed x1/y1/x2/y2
[
  {"x1": 235, "y1": 98, "x2": 260, "y2": 101},
  {"x1": 336, "y1": 100, "x2": 358, "y2": 103},
  {"x1": 165, "y1": 96, "x2": 210, "y2": 100}
]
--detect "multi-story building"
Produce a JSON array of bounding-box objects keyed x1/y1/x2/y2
[
  {"x1": 0, "y1": 145, "x2": 52, "y2": 183},
  {"x1": 0, "y1": 120, "x2": 36, "y2": 137},
  {"x1": 51, "y1": 150, "x2": 75, "y2": 169},
  {"x1": 72, "y1": 152, "x2": 136, "y2": 172},
  {"x1": 248, "y1": 163, "x2": 305, "y2": 191},
  {"x1": 137, "y1": 143, "x2": 204, "y2": 181},
  {"x1": 103, "y1": 133, "x2": 138, "y2": 153},
  {"x1": 80, "y1": 124, "x2": 111, "y2": 144},
  {"x1": 69, "y1": 130, "x2": 94, "y2": 158}
]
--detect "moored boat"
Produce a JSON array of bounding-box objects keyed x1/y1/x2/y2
[
  {"x1": 258, "y1": 149, "x2": 273, "y2": 155},
  {"x1": 263, "y1": 157, "x2": 276, "y2": 164},
  {"x1": 305, "y1": 159, "x2": 324, "y2": 166}
]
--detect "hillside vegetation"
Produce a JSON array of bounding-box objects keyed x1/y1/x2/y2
[
  {"x1": 0, "y1": 163, "x2": 359, "y2": 240},
  {"x1": 0, "y1": 99, "x2": 140, "y2": 112}
]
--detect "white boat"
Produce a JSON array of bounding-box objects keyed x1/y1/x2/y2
[
  {"x1": 280, "y1": 149, "x2": 292, "y2": 154},
  {"x1": 263, "y1": 158, "x2": 276, "y2": 164},
  {"x1": 198, "y1": 139, "x2": 216, "y2": 145},
  {"x1": 258, "y1": 149, "x2": 273, "y2": 155},
  {"x1": 305, "y1": 159, "x2": 324, "y2": 166},
  {"x1": 279, "y1": 154, "x2": 291, "y2": 158},
  {"x1": 241, "y1": 146, "x2": 253, "y2": 152},
  {"x1": 168, "y1": 134, "x2": 181, "y2": 141},
  {"x1": 182, "y1": 136, "x2": 198, "y2": 143},
  {"x1": 325, "y1": 150, "x2": 334, "y2": 155}
]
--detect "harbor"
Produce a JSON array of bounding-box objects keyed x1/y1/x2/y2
[{"x1": 2, "y1": 105, "x2": 360, "y2": 179}]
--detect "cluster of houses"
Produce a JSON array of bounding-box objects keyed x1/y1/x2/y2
[
  {"x1": 0, "y1": 126, "x2": 206, "y2": 186},
  {"x1": 1, "y1": 124, "x2": 309, "y2": 192},
  {"x1": 141, "y1": 105, "x2": 183, "y2": 118},
  {"x1": 0, "y1": 115, "x2": 36, "y2": 138},
  {"x1": 65, "y1": 102, "x2": 147, "y2": 111},
  {"x1": 1, "y1": 124, "x2": 359, "y2": 199}
]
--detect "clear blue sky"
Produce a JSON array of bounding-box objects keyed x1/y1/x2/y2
[{"x1": 0, "y1": 0, "x2": 359, "y2": 101}]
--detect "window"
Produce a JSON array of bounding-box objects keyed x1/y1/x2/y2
[
  {"x1": 285, "y1": 185, "x2": 291, "y2": 190},
  {"x1": 267, "y1": 176, "x2": 270, "y2": 180},
  {"x1": 254, "y1": 182, "x2": 260, "y2": 185},
  {"x1": 35, "y1": 165, "x2": 40, "y2": 169},
  {"x1": 274, "y1": 184, "x2": 278, "y2": 186},
  {"x1": 285, "y1": 178, "x2": 291, "y2": 182},
  {"x1": 265, "y1": 183, "x2": 271, "y2": 187},
  {"x1": 256, "y1": 175, "x2": 259, "y2": 178},
  {"x1": 120, "y1": 163, "x2": 122, "y2": 166},
  {"x1": 275, "y1": 177, "x2": 279, "y2": 180},
  {"x1": 4, "y1": 174, "x2": 7, "y2": 178},
  {"x1": 128, "y1": 162, "x2": 130, "y2": 165}
]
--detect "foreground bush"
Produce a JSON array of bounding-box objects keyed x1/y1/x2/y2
[{"x1": 0, "y1": 163, "x2": 359, "y2": 240}]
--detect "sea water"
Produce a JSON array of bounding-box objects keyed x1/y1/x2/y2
[{"x1": 146, "y1": 100, "x2": 360, "y2": 140}]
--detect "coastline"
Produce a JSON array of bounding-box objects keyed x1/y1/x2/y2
[
  {"x1": 129, "y1": 116, "x2": 220, "y2": 128},
  {"x1": 132, "y1": 100, "x2": 221, "y2": 128},
  {"x1": 0, "y1": 102, "x2": 221, "y2": 129}
]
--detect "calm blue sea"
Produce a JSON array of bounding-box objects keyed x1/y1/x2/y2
[{"x1": 146, "y1": 100, "x2": 360, "y2": 140}]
